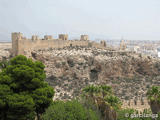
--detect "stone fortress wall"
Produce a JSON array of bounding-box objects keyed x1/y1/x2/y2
[
  {"x1": 11, "y1": 33, "x2": 107, "y2": 56},
  {"x1": 122, "y1": 98, "x2": 150, "y2": 112}
]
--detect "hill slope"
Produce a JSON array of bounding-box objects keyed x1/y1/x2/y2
[{"x1": 28, "y1": 46, "x2": 160, "y2": 100}]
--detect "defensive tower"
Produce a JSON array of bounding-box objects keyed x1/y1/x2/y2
[
  {"x1": 59, "y1": 34, "x2": 68, "y2": 40},
  {"x1": 80, "y1": 35, "x2": 89, "y2": 41},
  {"x1": 12, "y1": 32, "x2": 23, "y2": 56}
]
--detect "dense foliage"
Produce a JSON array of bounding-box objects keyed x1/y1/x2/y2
[
  {"x1": 42, "y1": 100, "x2": 99, "y2": 120},
  {"x1": 1, "y1": 55, "x2": 160, "y2": 120},
  {"x1": 82, "y1": 85, "x2": 121, "y2": 120},
  {"x1": 147, "y1": 86, "x2": 160, "y2": 103},
  {"x1": 147, "y1": 86, "x2": 160, "y2": 115},
  {"x1": 82, "y1": 85, "x2": 122, "y2": 111},
  {"x1": 0, "y1": 55, "x2": 54, "y2": 120}
]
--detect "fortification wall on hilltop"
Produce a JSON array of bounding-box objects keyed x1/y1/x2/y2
[
  {"x1": 122, "y1": 98, "x2": 150, "y2": 112},
  {"x1": 11, "y1": 32, "x2": 107, "y2": 56}
]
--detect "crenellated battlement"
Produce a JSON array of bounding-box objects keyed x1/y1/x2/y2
[
  {"x1": 122, "y1": 98, "x2": 150, "y2": 112},
  {"x1": 59, "y1": 34, "x2": 68, "y2": 40},
  {"x1": 80, "y1": 35, "x2": 89, "y2": 41},
  {"x1": 11, "y1": 32, "x2": 108, "y2": 56},
  {"x1": 32, "y1": 35, "x2": 39, "y2": 40},
  {"x1": 100, "y1": 40, "x2": 107, "y2": 47},
  {"x1": 44, "y1": 35, "x2": 53, "y2": 40}
]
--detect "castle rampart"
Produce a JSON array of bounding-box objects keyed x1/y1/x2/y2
[
  {"x1": 59, "y1": 34, "x2": 68, "y2": 40},
  {"x1": 80, "y1": 35, "x2": 89, "y2": 41},
  {"x1": 44, "y1": 35, "x2": 53, "y2": 40},
  {"x1": 122, "y1": 98, "x2": 150, "y2": 112},
  {"x1": 11, "y1": 32, "x2": 107, "y2": 56}
]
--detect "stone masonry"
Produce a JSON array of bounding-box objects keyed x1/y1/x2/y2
[
  {"x1": 122, "y1": 98, "x2": 150, "y2": 112},
  {"x1": 11, "y1": 33, "x2": 107, "y2": 56}
]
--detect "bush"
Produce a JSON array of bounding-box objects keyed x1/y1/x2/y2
[
  {"x1": 42, "y1": 100, "x2": 99, "y2": 120},
  {"x1": 0, "y1": 55, "x2": 54, "y2": 120}
]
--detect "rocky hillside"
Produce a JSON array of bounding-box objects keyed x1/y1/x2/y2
[
  {"x1": 0, "y1": 42, "x2": 11, "y2": 61},
  {"x1": 24, "y1": 46, "x2": 160, "y2": 100}
]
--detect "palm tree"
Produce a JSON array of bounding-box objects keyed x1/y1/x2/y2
[
  {"x1": 147, "y1": 86, "x2": 160, "y2": 114},
  {"x1": 82, "y1": 85, "x2": 121, "y2": 120},
  {"x1": 100, "y1": 85, "x2": 112, "y2": 98},
  {"x1": 83, "y1": 85, "x2": 113, "y2": 98},
  {"x1": 83, "y1": 85, "x2": 100, "y2": 99},
  {"x1": 104, "y1": 95, "x2": 122, "y2": 111}
]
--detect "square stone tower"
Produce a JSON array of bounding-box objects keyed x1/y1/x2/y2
[
  {"x1": 80, "y1": 35, "x2": 89, "y2": 40},
  {"x1": 12, "y1": 32, "x2": 23, "y2": 56},
  {"x1": 119, "y1": 39, "x2": 127, "y2": 50},
  {"x1": 100, "y1": 40, "x2": 107, "y2": 47},
  {"x1": 59, "y1": 34, "x2": 68, "y2": 40},
  {"x1": 44, "y1": 35, "x2": 53, "y2": 40},
  {"x1": 32, "y1": 35, "x2": 39, "y2": 41}
]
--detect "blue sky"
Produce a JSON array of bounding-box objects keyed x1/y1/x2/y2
[{"x1": 0, "y1": 0, "x2": 160, "y2": 41}]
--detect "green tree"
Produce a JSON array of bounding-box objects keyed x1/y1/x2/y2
[
  {"x1": 82, "y1": 85, "x2": 121, "y2": 111},
  {"x1": 42, "y1": 100, "x2": 99, "y2": 120},
  {"x1": 117, "y1": 109, "x2": 142, "y2": 120},
  {"x1": 100, "y1": 85, "x2": 112, "y2": 98},
  {"x1": 158, "y1": 112, "x2": 160, "y2": 120},
  {"x1": 0, "y1": 60, "x2": 9, "y2": 69},
  {"x1": 104, "y1": 95, "x2": 122, "y2": 111},
  {"x1": 147, "y1": 86, "x2": 160, "y2": 103},
  {"x1": 0, "y1": 55, "x2": 54, "y2": 120},
  {"x1": 117, "y1": 108, "x2": 134, "y2": 120},
  {"x1": 82, "y1": 85, "x2": 100, "y2": 99},
  {"x1": 147, "y1": 86, "x2": 160, "y2": 114},
  {"x1": 82, "y1": 85, "x2": 121, "y2": 120}
]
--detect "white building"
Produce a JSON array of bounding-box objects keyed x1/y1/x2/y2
[
  {"x1": 157, "y1": 48, "x2": 160, "y2": 57},
  {"x1": 133, "y1": 46, "x2": 140, "y2": 53}
]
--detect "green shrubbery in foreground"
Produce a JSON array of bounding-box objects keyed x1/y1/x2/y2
[
  {"x1": 42, "y1": 100, "x2": 99, "y2": 120},
  {"x1": 0, "y1": 55, "x2": 54, "y2": 120},
  {"x1": 0, "y1": 55, "x2": 160, "y2": 120},
  {"x1": 42, "y1": 85, "x2": 160, "y2": 120}
]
